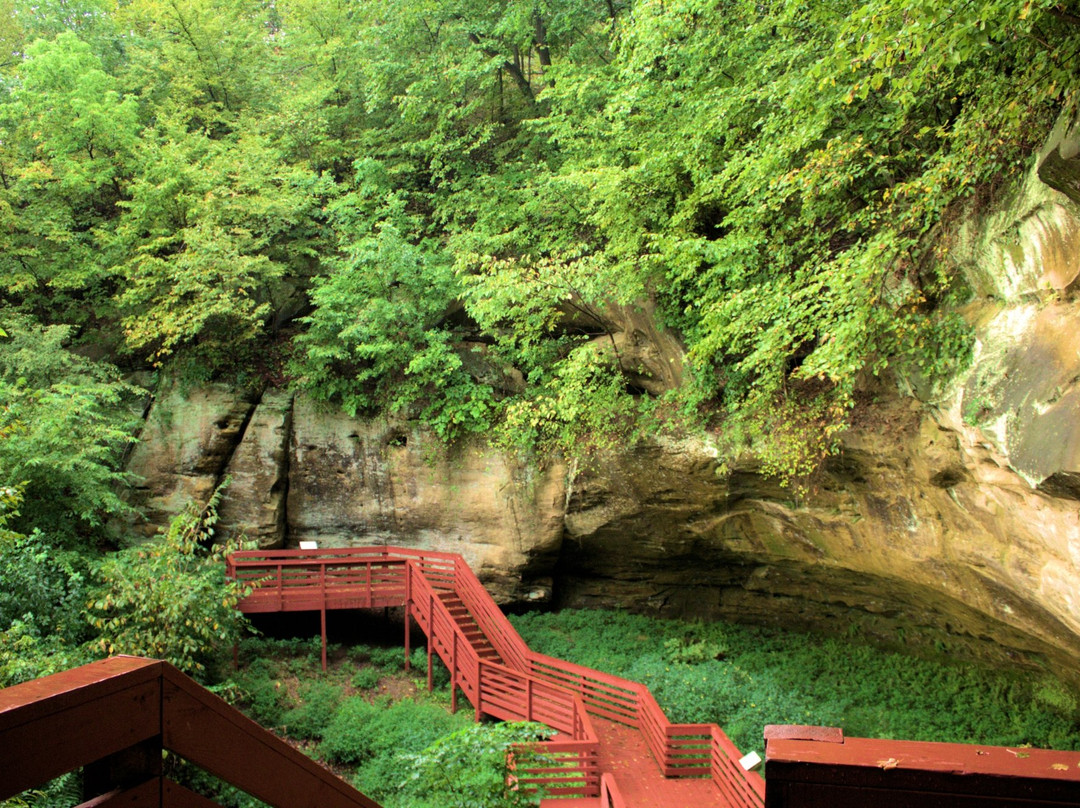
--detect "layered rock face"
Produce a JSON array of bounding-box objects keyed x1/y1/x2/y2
[
  {"x1": 125, "y1": 116, "x2": 1080, "y2": 688},
  {"x1": 127, "y1": 389, "x2": 567, "y2": 600}
]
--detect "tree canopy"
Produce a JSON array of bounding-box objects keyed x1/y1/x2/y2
[{"x1": 1, "y1": 0, "x2": 1076, "y2": 507}]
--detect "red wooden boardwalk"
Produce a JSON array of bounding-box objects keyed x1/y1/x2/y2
[
  {"x1": 540, "y1": 718, "x2": 728, "y2": 808},
  {"x1": 228, "y1": 547, "x2": 765, "y2": 808}
]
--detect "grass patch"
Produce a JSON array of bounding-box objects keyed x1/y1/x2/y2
[
  {"x1": 204, "y1": 636, "x2": 532, "y2": 808},
  {"x1": 509, "y1": 610, "x2": 1080, "y2": 754}
]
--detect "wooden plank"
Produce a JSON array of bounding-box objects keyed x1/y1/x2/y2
[
  {"x1": 161, "y1": 668, "x2": 380, "y2": 808},
  {"x1": 0, "y1": 661, "x2": 163, "y2": 800},
  {"x1": 162, "y1": 778, "x2": 228, "y2": 808},
  {"x1": 766, "y1": 735, "x2": 1080, "y2": 806},
  {"x1": 77, "y1": 778, "x2": 167, "y2": 808}
]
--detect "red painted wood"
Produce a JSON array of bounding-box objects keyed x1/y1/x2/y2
[
  {"x1": 1, "y1": 658, "x2": 381, "y2": 808},
  {"x1": 0, "y1": 658, "x2": 164, "y2": 799},
  {"x1": 600, "y1": 772, "x2": 628, "y2": 808},
  {"x1": 76, "y1": 779, "x2": 162, "y2": 808},
  {"x1": 765, "y1": 733, "x2": 1080, "y2": 806},
  {"x1": 162, "y1": 778, "x2": 228, "y2": 808},
  {"x1": 763, "y1": 724, "x2": 844, "y2": 744},
  {"x1": 231, "y1": 546, "x2": 766, "y2": 806}
]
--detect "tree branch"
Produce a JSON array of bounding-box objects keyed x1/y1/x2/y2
[{"x1": 467, "y1": 32, "x2": 535, "y2": 104}]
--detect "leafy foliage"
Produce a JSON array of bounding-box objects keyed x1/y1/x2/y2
[
  {"x1": 86, "y1": 485, "x2": 249, "y2": 680},
  {"x1": 398, "y1": 722, "x2": 552, "y2": 808},
  {"x1": 280, "y1": 679, "x2": 343, "y2": 740},
  {"x1": 0, "y1": 312, "x2": 141, "y2": 539},
  {"x1": 511, "y1": 609, "x2": 1080, "y2": 754},
  {"x1": 293, "y1": 218, "x2": 495, "y2": 442},
  {"x1": 1, "y1": 0, "x2": 1071, "y2": 474}
]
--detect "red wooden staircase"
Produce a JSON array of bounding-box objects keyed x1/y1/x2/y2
[
  {"x1": 5, "y1": 546, "x2": 1077, "y2": 807},
  {"x1": 227, "y1": 546, "x2": 767, "y2": 808}
]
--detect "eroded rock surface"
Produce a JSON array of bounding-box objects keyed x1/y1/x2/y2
[
  {"x1": 125, "y1": 382, "x2": 259, "y2": 538},
  {"x1": 283, "y1": 396, "x2": 566, "y2": 600},
  {"x1": 124, "y1": 118, "x2": 1080, "y2": 689},
  {"x1": 555, "y1": 407, "x2": 1080, "y2": 687}
]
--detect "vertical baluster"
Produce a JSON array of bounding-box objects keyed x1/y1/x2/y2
[
  {"x1": 474, "y1": 656, "x2": 482, "y2": 722},
  {"x1": 319, "y1": 564, "x2": 328, "y2": 672},
  {"x1": 450, "y1": 630, "x2": 458, "y2": 714},
  {"x1": 403, "y1": 564, "x2": 411, "y2": 672}
]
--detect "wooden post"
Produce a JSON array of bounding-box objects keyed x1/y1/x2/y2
[
  {"x1": 403, "y1": 565, "x2": 411, "y2": 672},
  {"x1": 527, "y1": 678, "x2": 534, "y2": 722},
  {"x1": 451, "y1": 632, "x2": 458, "y2": 714},
  {"x1": 320, "y1": 607, "x2": 328, "y2": 672},
  {"x1": 423, "y1": 571, "x2": 434, "y2": 691},
  {"x1": 474, "y1": 657, "x2": 482, "y2": 723},
  {"x1": 320, "y1": 565, "x2": 328, "y2": 672}
]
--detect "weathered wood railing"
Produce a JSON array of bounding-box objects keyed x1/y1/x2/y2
[
  {"x1": 599, "y1": 773, "x2": 627, "y2": 808},
  {"x1": 404, "y1": 559, "x2": 600, "y2": 797},
  {"x1": 452, "y1": 555, "x2": 532, "y2": 672},
  {"x1": 0, "y1": 656, "x2": 381, "y2": 808},
  {"x1": 763, "y1": 724, "x2": 1080, "y2": 806},
  {"x1": 229, "y1": 546, "x2": 765, "y2": 805}
]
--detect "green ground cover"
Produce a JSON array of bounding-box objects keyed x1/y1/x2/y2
[
  {"x1": 11, "y1": 609, "x2": 1078, "y2": 807},
  {"x1": 204, "y1": 637, "x2": 545, "y2": 808},
  {"x1": 509, "y1": 609, "x2": 1080, "y2": 755}
]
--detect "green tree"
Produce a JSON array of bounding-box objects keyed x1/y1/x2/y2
[
  {"x1": 294, "y1": 212, "x2": 495, "y2": 441},
  {"x1": 86, "y1": 485, "x2": 249, "y2": 681},
  {"x1": 110, "y1": 124, "x2": 326, "y2": 369},
  {"x1": 0, "y1": 32, "x2": 140, "y2": 322},
  {"x1": 0, "y1": 312, "x2": 140, "y2": 540}
]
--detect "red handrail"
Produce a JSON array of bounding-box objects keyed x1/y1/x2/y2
[
  {"x1": 403, "y1": 562, "x2": 599, "y2": 797},
  {"x1": 600, "y1": 772, "x2": 628, "y2": 808},
  {"x1": 0, "y1": 657, "x2": 381, "y2": 808},
  {"x1": 230, "y1": 546, "x2": 765, "y2": 805},
  {"x1": 452, "y1": 556, "x2": 531, "y2": 672}
]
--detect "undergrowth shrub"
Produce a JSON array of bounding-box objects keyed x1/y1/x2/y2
[
  {"x1": 396, "y1": 722, "x2": 553, "y2": 808},
  {"x1": 367, "y1": 645, "x2": 407, "y2": 671},
  {"x1": 510, "y1": 610, "x2": 1080, "y2": 753},
  {"x1": 281, "y1": 680, "x2": 342, "y2": 740},
  {"x1": 408, "y1": 647, "x2": 451, "y2": 689},
  {"x1": 351, "y1": 666, "x2": 382, "y2": 690},
  {"x1": 86, "y1": 487, "x2": 248, "y2": 682},
  {"x1": 318, "y1": 696, "x2": 383, "y2": 764},
  {"x1": 239, "y1": 636, "x2": 323, "y2": 664},
  {"x1": 231, "y1": 658, "x2": 287, "y2": 728}
]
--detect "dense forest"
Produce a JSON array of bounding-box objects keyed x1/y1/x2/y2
[
  {"x1": 2, "y1": 0, "x2": 1080, "y2": 802},
  {"x1": 4, "y1": 0, "x2": 1079, "y2": 545}
]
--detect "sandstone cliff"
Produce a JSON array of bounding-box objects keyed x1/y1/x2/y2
[{"x1": 125, "y1": 116, "x2": 1080, "y2": 688}]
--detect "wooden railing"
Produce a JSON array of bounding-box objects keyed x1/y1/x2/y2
[
  {"x1": 0, "y1": 656, "x2": 381, "y2": 808},
  {"x1": 452, "y1": 556, "x2": 532, "y2": 672},
  {"x1": 599, "y1": 773, "x2": 627, "y2": 808},
  {"x1": 403, "y1": 560, "x2": 600, "y2": 798},
  {"x1": 226, "y1": 546, "x2": 456, "y2": 612},
  {"x1": 764, "y1": 725, "x2": 1080, "y2": 807},
  {"x1": 230, "y1": 546, "x2": 766, "y2": 805},
  {"x1": 512, "y1": 696, "x2": 601, "y2": 798}
]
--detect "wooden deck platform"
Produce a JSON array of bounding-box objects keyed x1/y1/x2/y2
[
  {"x1": 537, "y1": 718, "x2": 728, "y2": 808},
  {"x1": 229, "y1": 546, "x2": 766, "y2": 808}
]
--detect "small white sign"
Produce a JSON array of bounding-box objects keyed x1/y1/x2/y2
[
  {"x1": 739, "y1": 750, "x2": 762, "y2": 771},
  {"x1": 298, "y1": 541, "x2": 318, "y2": 550}
]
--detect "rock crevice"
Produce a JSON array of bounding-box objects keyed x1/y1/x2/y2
[{"x1": 123, "y1": 124, "x2": 1080, "y2": 688}]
